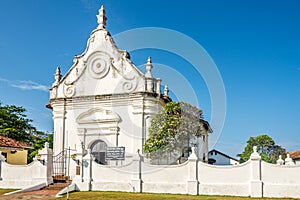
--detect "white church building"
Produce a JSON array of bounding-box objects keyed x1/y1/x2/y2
[
  {"x1": 1, "y1": 6, "x2": 300, "y2": 199},
  {"x1": 47, "y1": 6, "x2": 211, "y2": 178}
]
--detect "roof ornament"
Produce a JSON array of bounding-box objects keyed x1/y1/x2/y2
[
  {"x1": 145, "y1": 57, "x2": 153, "y2": 78},
  {"x1": 164, "y1": 85, "x2": 169, "y2": 96},
  {"x1": 97, "y1": 5, "x2": 107, "y2": 29},
  {"x1": 53, "y1": 67, "x2": 62, "y2": 86}
]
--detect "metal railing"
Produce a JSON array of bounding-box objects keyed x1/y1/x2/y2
[{"x1": 53, "y1": 150, "x2": 67, "y2": 177}]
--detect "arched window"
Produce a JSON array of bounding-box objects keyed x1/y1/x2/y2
[{"x1": 90, "y1": 140, "x2": 107, "y2": 165}]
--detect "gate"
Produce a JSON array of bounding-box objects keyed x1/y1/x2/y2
[{"x1": 52, "y1": 150, "x2": 67, "y2": 179}]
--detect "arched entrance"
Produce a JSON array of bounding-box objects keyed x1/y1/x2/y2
[{"x1": 90, "y1": 140, "x2": 107, "y2": 165}]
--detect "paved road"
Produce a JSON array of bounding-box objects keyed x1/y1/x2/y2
[{"x1": 1, "y1": 190, "x2": 59, "y2": 200}]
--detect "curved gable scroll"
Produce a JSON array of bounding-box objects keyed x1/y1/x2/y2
[{"x1": 76, "y1": 108, "x2": 121, "y2": 124}]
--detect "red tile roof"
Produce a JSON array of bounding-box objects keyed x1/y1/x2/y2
[
  {"x1": 0, "y1": 135, "x2": 32, "y2": 149},
  {"x1": 289, "y1": 150, "x2": 300, "y2": 159}
]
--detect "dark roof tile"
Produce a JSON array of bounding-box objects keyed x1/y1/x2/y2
[{"x1": 0, "y1": 135, "x2": 32, "y2": 149}]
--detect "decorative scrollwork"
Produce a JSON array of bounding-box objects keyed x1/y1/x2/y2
[
  {"x1": 88, "y1": 52, "x2": 110, "y2": 79},
  {"x1": 122, "y1": 78, "x2": 137, "y2": 93},
  {"x1": 64, "y1": 85, "x2": 75, "y2": 97}
]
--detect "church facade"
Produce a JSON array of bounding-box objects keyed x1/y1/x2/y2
[{"x1": 47, "y1": 6, "x2": 210, "y2": 178}]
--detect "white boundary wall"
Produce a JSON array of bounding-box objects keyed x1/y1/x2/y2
[
  {"x1": 198, "y1": 161, "x2": 251, "y2": 196},
  {"x1": 0, "y1": 143, "x2": 53, "y2": 189},
  {"x1": 73, "y1": 147, "x2": 300, "y2": 198},
  {"x1": 1, "y1": 145, "x2": 299, "y2": 198},
  {"x1": 262, "y1": 162, "x2": 300, "y2": 198},
  {"x1": 0, "y1": 161, "x2": 48, "y2": 188}
]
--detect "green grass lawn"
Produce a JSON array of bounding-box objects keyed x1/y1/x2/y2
[
  {"x1": 62, "y1": 191, "x2": 299, "y2": 200},
  {"x1": 0, "y1": 190, "x2": 298, "y2": 200}
]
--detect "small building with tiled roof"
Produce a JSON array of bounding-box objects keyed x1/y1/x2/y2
[
  {"x1": 0, "y1": 135, "x2": 33, "y2": 165},
  {"x1": 289, "y1": 150, "x2": 300, "y2": 165}
]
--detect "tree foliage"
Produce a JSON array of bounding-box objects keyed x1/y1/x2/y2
[
  {"x1": 238, "y1": 134, "x2": 286, "y2": 164},
  {"x1": 0, "y1": 102, "x2": 37, "y2": 144},
  {"x1": 28, "y1": 133, "x2": 53, "y2": 163},
  {"x1": 0, "y1": 102, "x2": 53, "y2": 163},
  {"x1": 143, "y1": 102, "x2": 203, "y2": 161}
]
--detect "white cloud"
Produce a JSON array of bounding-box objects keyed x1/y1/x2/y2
[
  {"x1": 0, "y1": 77, "x2": 49, "y2": 92},
  {"x1": 0, "y1": 77, "x2": 10, "y2": 83}
]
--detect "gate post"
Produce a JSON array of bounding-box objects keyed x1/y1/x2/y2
[
  {"x1": 131, "y1": 150, "x2": 142, "y2": 192},
  {"x1": 37, "y1": 142, "x2": 53, "y2": 185},
  {"x1": 187, "y1": 147, "x2": 198, "y2": 195},
  {"x1": 250, "y1": 146, "x2": 263, "y2": 197},
  {"x1": 81, "y1": 149, "x2": 93, "y2": 191},
  {"x1": 0, "y1": 152, "x2": 6, "y2": 180}
]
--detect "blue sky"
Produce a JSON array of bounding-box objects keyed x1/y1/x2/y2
[{"x1": 0, "y1": 0, "x2": 299, "y2": 157}]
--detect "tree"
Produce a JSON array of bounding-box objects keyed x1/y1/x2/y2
[
  {"x1": 28, "y1": 133, "x2": 53, "y2": 163},
  {"x1": 0, "y1": 102, "x2": 52, "y2": 163},
  {"x1": 143, "y1": 102, "x2": 204, "y2": 162},
  {"x1": 238, "y1": 134, "x2": 286, "y2": 164},
  {"x1": 0, "y1": 102, "x2": 37, "y2": 144}
]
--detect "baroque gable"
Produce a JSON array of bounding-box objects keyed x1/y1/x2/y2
[{"x1": 50, "y1": 6, "x2": 160, "y2": 100}]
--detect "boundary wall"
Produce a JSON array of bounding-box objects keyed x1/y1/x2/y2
[{"x1": 73, "y1": 147, "x2": 300, "y2": 198}]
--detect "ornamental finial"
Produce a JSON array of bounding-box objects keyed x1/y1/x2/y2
[
  {"x1": 147, "y1": 56, "x2": 151, "y2": 65},
  {"x1": 53, "y1": 67, "x2": 62, "y2": 86},
  {"x1": 145, "y1": 56, "x2": 153, "y2": 78},
  {"x1": 97, "y1": 5, "x2": 107, "y2": 29},
  {"x1": 164, "y1": 85, "x2": 169, "y2": 96}
]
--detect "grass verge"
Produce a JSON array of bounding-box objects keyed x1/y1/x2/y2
[{"x1": 62, "y1": 191, "x2": 299, "y2": 200}]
